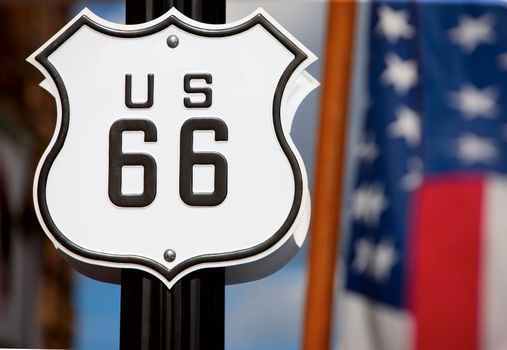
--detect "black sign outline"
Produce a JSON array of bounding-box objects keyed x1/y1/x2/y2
[{"x1": 34, "y1": 11, "x2": 308, "y2": 283}]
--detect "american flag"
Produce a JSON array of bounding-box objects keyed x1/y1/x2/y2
[{"x1": 342, "y1": 2, "x2": 507, "y2": 349}]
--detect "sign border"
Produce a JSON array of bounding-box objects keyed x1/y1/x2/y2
[{"x1": 34, "y1": 10, "x2": 308, "y2": 282}]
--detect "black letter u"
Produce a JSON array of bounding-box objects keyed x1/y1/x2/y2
[{"x1": 125, "y1": 73, "x2": 154, "y2": 108}]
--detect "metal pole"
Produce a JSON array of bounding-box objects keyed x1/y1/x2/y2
[
  {"x1": 126, "y1": 0, "x2": 225, "y2": 24},
  {"x1": 120, "y1": 1, "x2": 226, "y2": 349}
]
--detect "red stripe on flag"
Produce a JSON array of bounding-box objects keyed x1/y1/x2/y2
[{"x1": 408, "y1": 175, "x2": 483, "y2": 350}]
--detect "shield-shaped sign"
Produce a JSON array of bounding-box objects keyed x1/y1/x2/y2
[{"x1": 28, "y1": 8, "x2": 317, "y2": 288}]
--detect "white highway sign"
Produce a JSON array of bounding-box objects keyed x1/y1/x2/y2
[{"x1": 29, "y1": 8, "x2": 317, "y2": 288}]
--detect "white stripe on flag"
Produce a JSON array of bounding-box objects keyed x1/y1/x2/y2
[
  {"x1": 339, "y1": 292, "x2": 414, "y2": 350},
  {"x1": 482, "y1": 176, "x2": 507, "y2": 350}
]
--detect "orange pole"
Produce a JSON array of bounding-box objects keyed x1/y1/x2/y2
[{"x1": 302, "y1": 1, "x2": 356, "y2": 350}]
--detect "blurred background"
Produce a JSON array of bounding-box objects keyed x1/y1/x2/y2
[
  {"x1": 0, "y1": 1, "x2": 326, "y2": 349},
  {"x1": 3, "y1": 0, "x2": 507, "y2": 349}
]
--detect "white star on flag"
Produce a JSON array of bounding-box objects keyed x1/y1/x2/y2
[
  {"x1": 498, "y1": 53, "x2": 507, "y2": 70},
  {"x1": 372, "y1": 240, "x2": 399, "y2": 282},
  {"x1": 388, "y1": 106, "x2": 421, "y2": 147},
  {"x1": 381, "y1": 53, "x2": 418, "y2": 95},
  {"x1": 352, "y1": 239, "x2": 374, "y2": 274},
  {"x1": 376, "y1": 5, "x2": 415, "y2": 43},
  {"x1": 457, "y1": 133, "x2": 498, "y2": 165},
  {"x1": 450, "y1": 84, "x2": 498, "y2": 119},
  {"x1": 357, "y1": 134, "x2": 379, "y2": 163},
  {"x1": 400, "y1": 157, "x2": 423, "y2": 192},
  {"x1": 449, "y1": 14, "x2": 495, "y2": 53},
  {"x1": 352, "y1": 238, "x2": 398, "y2": 282},
  {"x1": 352, "y1": 183, "x2": 389, "y2": 227}
]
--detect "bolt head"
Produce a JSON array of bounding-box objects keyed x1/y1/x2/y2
[
  {"x1": 167, "y1": 35, "x2": 179, "y2": 48},
  {"x1": 164, "y1": 249, "x2": 176, "y2": 262}
]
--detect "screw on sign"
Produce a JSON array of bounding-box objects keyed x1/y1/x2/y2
[{"x1": 28, "y1": 8, "x2": 318, "y2": 289}]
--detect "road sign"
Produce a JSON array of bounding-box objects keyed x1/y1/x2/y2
[{"x1": 28, "y1": 7, "x2": 318, "y2": 289}]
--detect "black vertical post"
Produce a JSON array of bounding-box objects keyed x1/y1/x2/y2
[
  {"x1": 126, "y1": 0, "x2": 225, "y2": 24},
  {"x1": 120, "y1": 1, "x2": 226, "y2": 349}
]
